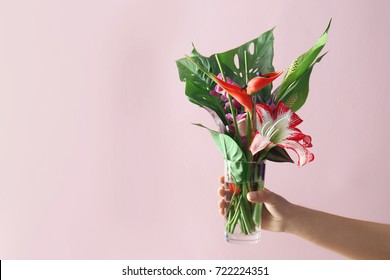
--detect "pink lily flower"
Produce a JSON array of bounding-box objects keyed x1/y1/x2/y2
[{"x1": 249, "y1": 102, "x2": 314, "y2": 166}]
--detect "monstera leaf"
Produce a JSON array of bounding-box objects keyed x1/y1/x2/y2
[
  {"x1": 176, "y1": 29, "x2": 276, "y2": 123},
  {"x1": 215, "y1": 29, "x2": 275, "y2": 101},
  {"x1": 176, "y1": 51, "x2": 227, "y2": 126}
]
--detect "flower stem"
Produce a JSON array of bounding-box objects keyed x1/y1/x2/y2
[
  {"x1": 215, "y1": 54, "x2": 241, "y2": 146},
  {"x1": 244, "y1": 50, "x2": 249, "y2": 84}
]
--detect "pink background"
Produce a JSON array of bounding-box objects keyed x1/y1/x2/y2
[{"x1": 0, "y1": 0, "x2": 389, "y2": 259}]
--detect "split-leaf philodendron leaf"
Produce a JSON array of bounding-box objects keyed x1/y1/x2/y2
[{"x1": 176, "y1": 29, "x2": 275, "y2": 122}]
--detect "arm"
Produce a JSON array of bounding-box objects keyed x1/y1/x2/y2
[
  {"x1": 218, "y1": 177, "x2": 390, "y2": 259},
  {"x1": 286, "y1": 204, "x2": 390, "y2": 259}
]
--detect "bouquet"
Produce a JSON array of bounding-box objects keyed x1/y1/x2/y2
[{"x1": 176, "y1": 20, "x2": 331, "y2": 243}]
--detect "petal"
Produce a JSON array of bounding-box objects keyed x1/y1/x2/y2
[
  {"x1": 277, "y1": 140, "x2": 314, "y2": 167},
  {"x1": 249, "y1": 132, "x2": 272, "y2": 155},
  {"x1": 274, "y1": 102, "x2": 302, "y2": 127},
  {"x1": 213, "y1": 75, "x2": 253, "y2": 112},
  {"x1": 215, "y1": 85, "x2": 223, "y2": 92},
  {"x1": 184, "y1": 56, "x2": 253, "y2": 111},
  {"x1": 255, "y1": 103, "x2": 273, "y2": 125},
  {"x1": 286, "y1": 128, "x2": 305, "y2": 141},
  {"x1": 220, "y1": 94, "x2": 228, "y2": 102},
  {"x1": 232, "y1": 99, "x2": 241, "y2": 109},
  {"x1": 225, "y1": 113, "x2": 233, "y2": 122},
  {"x1": 237, "y1": 117, "x2": 247, "y2": 137},
  {"x1": 228, "y1": 183, "x2": 241, "y2": 195},
  {"x1": 303, "y1": 135, "x2": 313, "y2": 148},
  {"x1": 236, "y1": 113, "x2": 246, "y2": 121},
  {"x1": 246, "y1": 70, "x2": 284, "y2": 95}
]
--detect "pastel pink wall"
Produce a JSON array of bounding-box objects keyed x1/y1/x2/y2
[{"x1": 0, "y1": 0, "x2": 389, "y2": 259}]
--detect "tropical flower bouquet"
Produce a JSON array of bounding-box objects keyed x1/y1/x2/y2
[{"x1": 176, "y1": 20, "x2": 331, "y2": 244}]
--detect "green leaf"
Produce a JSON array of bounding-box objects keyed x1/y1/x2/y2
[
  {"x1": 216, "y1": 29, "x2": 275, "y2": 101},
  {"x1": 277, "y1": 19, "x2": 331, "y2": 99},
  {"x1": 176, "y1": 29, "x2": 276, "y2": 114},
  {"x1": 277, "y1": 52, "x2": 327, "y2": 111},
  {"x1": 193, "y1": 123, "x2": 248, "y2": 182},
  {"x1": 176, "y1": 54, "x2": 227, "y2": 125},
  {"x1": 265, "y1": 146, "x2": 294, "y2": 163},
  {"x1": 193, "y1": 123, "x2": 246, "y2": 161}
]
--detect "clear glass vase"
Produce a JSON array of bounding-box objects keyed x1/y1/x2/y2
[{"x1": 224, "y1": 160, "x2": 266, "y2": 244}]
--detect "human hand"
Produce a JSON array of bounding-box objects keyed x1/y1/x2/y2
[{"x1": 218, "y1": 176, "x2": 295, "y2": 232}]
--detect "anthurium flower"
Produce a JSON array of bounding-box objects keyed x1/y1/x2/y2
[
  {"x1": 249, "y1": 102, "x2": 314, "y2": 166},
  {"x1": 246, "y1": 71, "x2": 284, "y2": 95}
]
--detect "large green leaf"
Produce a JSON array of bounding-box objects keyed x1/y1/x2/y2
[
  {"x1": 176, "y1": 54, "x2": 227, "y2": 125},
  {"x1": 277, "y1": 19, "x2": 331, "y2": 101},
  {"x1": 277, "y1": 53, "x2": 327, "y2": 112},
  {"x1": 193, "y1": 124, "x2": 246, "y2": 161},
  {"x1": 216, "y1": 29, "x2": 275, "y2": 101},
  {"x1": 194, "y1": 123, "x2": 248, "y2": 182},
  {"x1": 176, "y1": 29, "x2": 276, "y2": 117}
]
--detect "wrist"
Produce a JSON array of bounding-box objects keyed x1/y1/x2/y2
[{"x1": 284, "y1": 203, "x2": 304, "y2": 234}]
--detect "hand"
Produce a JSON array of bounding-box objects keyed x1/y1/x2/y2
[{"x1": 218, "y1": 176, "x2": 295, "y2": 232}]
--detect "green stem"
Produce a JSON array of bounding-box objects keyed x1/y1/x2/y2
[
  {"x1": 244, "y1": 50, "x2": 249, "y2": 84},
  {"x1": 245, "y1": 113, "x2": 252, "y2": 160},
  {"x1": 215, "y1": 54, "x2": 241, "y2": 147}
]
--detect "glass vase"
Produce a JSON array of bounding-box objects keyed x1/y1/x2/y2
[{"x1": 224, "y1": 160, "x2": 266, "y2": 244}]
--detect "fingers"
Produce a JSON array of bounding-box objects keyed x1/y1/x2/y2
[
  {"x1": 218, "y1": 198, "x2": 226, "y2": 216},
  {"x1": 218, "y1": 199, "x2": 226, "y2": 209},
  {"x1": 218, "y1": 176, "x2": 227, "y2": 216},
  {"x1": 218, "y1": 186, "x2": 225, "y2": 197},
  {"x1": 247, "y1": 189, "x2": 272, "y2": 204},
  {"x1": 219, "y1": 206, "x2": 225, "y2": 216}
]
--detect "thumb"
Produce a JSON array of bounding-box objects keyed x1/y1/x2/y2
[{"x1": 247, "y1": 189, "x2": 273, "y2": 204}]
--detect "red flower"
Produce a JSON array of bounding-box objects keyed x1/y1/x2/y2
[
  {"x1": 184, "y1": 55, "x2": 283, "y2": 113},
  {"x1": 211, "y1": 71, "x2": 283, "y2": 112},
  {"x1": 246, "y1": 71, "x2": 284, "y2": 95},
  {"x1": 211, "y1": 75, "x2": 253, "y2": 112},
  {"x1": 249, "y1": 102, "x2": 314, "y2": 166},
  {"x1": 227, "y1": 182, "x2": 241, "y2": 195}
]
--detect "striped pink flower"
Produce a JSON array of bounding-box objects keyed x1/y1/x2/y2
[{"x1": 249, "y1": 102, "x2": 314, "y2": 166}]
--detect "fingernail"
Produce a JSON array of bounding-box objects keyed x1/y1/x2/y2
[{"x1": 247, "y1": 192, "x2": 257, "y2": 202}]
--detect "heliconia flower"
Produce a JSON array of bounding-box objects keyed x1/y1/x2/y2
[
  {"x1": 249, "y1": 102, "x2": 314, "y2": 167},
  {"x1": 246, "y1": 71, "x2": 284, "y2": 95},
  {"x1": 185, "y1": 56, "x2": 282, "y2": 113},
  {"x1": 211, "y1": 71, "x2": 284, "y2": 112},
  {"x1": 210, "y1": 74, "x2": 241, "y2": 108},
  {"x1": 213, "y1": 74, "x2": 239, "y2": 94},
  {"x1": 211, "y1": 75, "x2": 253, "y2": 112}
]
